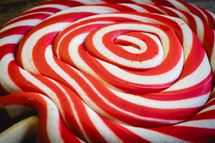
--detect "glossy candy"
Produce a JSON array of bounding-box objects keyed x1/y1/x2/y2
[{"x1": 0, "y1": 0, "x2": 215, "y2": 142}]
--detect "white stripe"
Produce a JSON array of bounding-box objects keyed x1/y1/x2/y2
[
  {"x1": 76, "y1": 71, "x2": 182, "y2": 124},
  {"x1": 44, "y1": 45, "x2": 114, "y2": 122},
  {"x1": 121, "y1": 124, "x2": 187, "y2": 142},
  {"x1": 191, "y1": 4, "x2": 209, "y2": 23},
  {"x1": 66, "y1": 13, "x2": 163, "y2": 28},
  {"x1": 46, "y1": 67, "x2": 89, "y2": 141},
  {"x1": 207, "y1": 10, "x2": 215, "y2": 22},
  {"x1": 116, "y1": 32, "x2": 161, "y2": 53},
  {"x1": 68, "y1": 33, "x2": 99, "y2": 75},
  {"x1": 118, "y1": 45, "x2": 144, "y2": 54},
  {"x1": 207, "y1": 95, "x2": 215, "y2": 105},
  {"x1": 166, "y1": 54, "x2": 211, "y2": 90},
  {"x1": 111, "y1": 88, "x2": 210, "y2": 109},
  {"x1": 56, "y1": 20, "x2": 112, "y2": 55},
  {"x1": 168, "y1": 0, "x2": 190, "y2": 12},
  {"x1": 19, "y1": 67, "x2": 61, "y2": 109},
  {"x1": 194, "y1": 15, "x2": 204, "y2": 43},
  {"x1": 0, "y1": 20, "x2": 41, "y2": 33},
  {"x1": 42, "y1": 95, "x2": 64, "y2": 143},
  {"x1": 163, "y1": 15, "x2": 192, "y2": 60},
  {"x1": 149, "y1": 5, "x2": 168, "y2": 15},
  {"x1": 198, "y1": 105, "x2": 215, "y2": 114},
  {"x1": 98, "y1": 53, "x2": 183, "y2": 85},
  {"x1": 3, "y1": 12, "x2": 53, "y2": 27},
  {"x1": 63, "y1": 28, "x2": 122, "y2": 91},
  {"x1": 163, "y1": 7, "x2": 188, "y2": 23},
  {"x1": 20, "y1": 50, "x2": 87, "y2": 140},
  {"x1": 119, "y1": 3, "x2": 149, "y2": 12},
  {"x1": 71, "y1": 0, "x2": 105, "y2": 4},
  {"x1": 47, "y1": 5, "x2": 119, "y2": 19},
  {"x1": 84, "y1": 104, "x2": 122, "y2": 143},
  {"x1": 0, "y1": 35, "x2": 23, "y2": 46},
  {"x1": 25, "y1": 4, "x2": 70, "y2": 12},
  {"x1": 0, "y1": 54, "x2": 22, "y2": 93},
  {"x1": 176, "y1": 119, "x2": 215, "y2": 129},
  {"x1": 44, "y1": 45, "x2": 130, "y2": 133},
  {"x1": 65, "y1": 21, "x2": 121, "y2": 90},
  {"x1": 44, "y1": 45, "x2": 110, "y2": 123},
  {"x1": 131, "y1": 0, "x2": 154, "y2": 4},
  {"x1": 67, "y1": 14, "x2": 186, "y2": 85},
  {"x1": 93, "y1": 23, "x2": 169, "y2": 60},
  {"x1": 21, "y1": 22, "x2": 71, "y2": 74},
  {"x1": 116, "y1": 32, "x2": 163, "y2": 65}
]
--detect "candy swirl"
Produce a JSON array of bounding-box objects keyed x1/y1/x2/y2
[{"x1": 0, "y1": 0, "x2": 215, "y2": 142}]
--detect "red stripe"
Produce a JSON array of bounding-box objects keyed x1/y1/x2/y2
[
  {"x1": 0, "y1": 44, "x2": 17, "y2": 60},
  {"x1": 74, "y1": 74, "x2": 207, "y2": 126},
  {"x1": 146, "y1": 73, "x2": 212, "y2": 101},
  {"x1": 80, "y1": 47, "x2": 172, "y2": 93},
  {"x1": 178, "y1": 0, "x2": 207, "y2": 22},
  {"x1": 0, "y1": 26, "x2": 33, "y2": 38},
  {"x1": 13, "y1": 30, "x2": 107, "y2": 141},
  {"x1": 192, "y1": 110, "x2": 215, "y2": 120},
  {"x1": 108, "y1": 4, "x2": 137, "y2": 12},
  {"x1": 52, "y1": 13, "x2": 183, "y2": 93},
  {"x1": 20, "y1": 8, "x2": 61, "y2": 16},
  {"x1": 75, "y1": 104, "x2": 107, "y2": 142},
  {"x1": 179, "y1": 32, "x2": 206, "y2": 79},
  {"x1": 8, "y1": 62, "x2": 42, "y2": 92},
  {"x1": 153, "y1": 125, "x2": 215, "y2": 142},
  {"x1": 157, "y1": 6, "x2": 180, "y2": 17},
  {"x1": 101, "y1": 29, "x2": 159, "y2": 63},
  {"x1": 138, "y1": 4, "x2": 166, "y2": 14},
  {"x1": 58, "y1": 116, "x2": 82, "y2": 143},
  {"x1": 37, "y1": 0, "x2": 84, "y2": 7},
  {"x1": 102, "y1": 118, "x2": 150, "y2": 142},
  {"x1": 19, "y1": 12, "x2": 96, "y2": 38},
  {"x1": 199, "y1": 7, "x2": 215, "y2": 29},
  {"x1": 151, "y1": 0, "x2": 176, "y2": 8},
  {"x1": 2, "y1": 13, "x2": 50, "y2": 28},
  {"x1": 180, "y1": 11, "x2": 197, "y2": 33},
  {"x1": 202, "y1": 22, "x2": 215, "y2": 60},
  {"x1": 102, "y1": 0, "x2": 134, "y2": 4}
]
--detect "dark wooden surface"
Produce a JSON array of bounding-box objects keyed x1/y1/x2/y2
[
  {"x1": 0, "y1": 0, "x2": 44, "y2": 27},
  {"x1": 0, "y1": 0, "x2": 215, "y2": 28}
]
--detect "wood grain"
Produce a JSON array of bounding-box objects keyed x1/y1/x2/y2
[{"x1": 0, "y1": 0, "x2": 44, "y2": 27}]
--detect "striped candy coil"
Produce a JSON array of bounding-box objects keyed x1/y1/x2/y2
[{"x1": 0, "y1": 0, "x2": 215, "y2": 142}]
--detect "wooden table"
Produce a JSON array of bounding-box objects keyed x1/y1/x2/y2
[{"x1": 0, "y1": 0, "x2": 215, "y2": 27}]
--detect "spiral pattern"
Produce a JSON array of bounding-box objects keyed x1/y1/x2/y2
[{"x1": 0, "y1": 0, "x2": 215, "y2": 142}]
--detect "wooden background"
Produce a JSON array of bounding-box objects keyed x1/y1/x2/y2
[{"x1": 0, "y1": 0, "x2": 215, "y2": 28}]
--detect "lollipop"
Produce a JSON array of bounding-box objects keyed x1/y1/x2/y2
[{"x1": 0, "y1": 0, "x2": 215, "y2": 142}]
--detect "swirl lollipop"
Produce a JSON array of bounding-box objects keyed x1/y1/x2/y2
[{"x1": 0, "y1": 0, "x2": 215, "y2": 142}]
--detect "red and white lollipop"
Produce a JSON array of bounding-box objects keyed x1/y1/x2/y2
[{"x1": 0, "y1": 0, "x2": 215, "y2": 142}]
